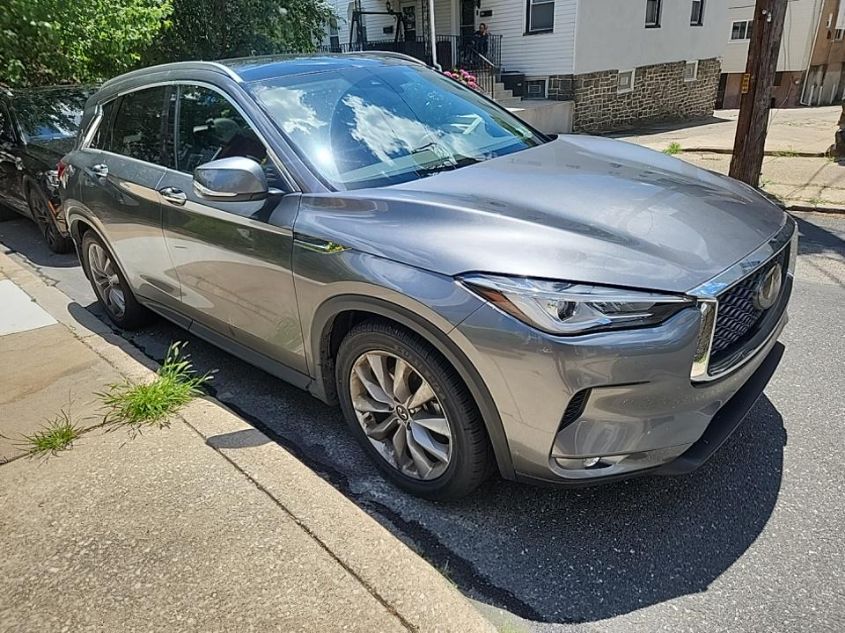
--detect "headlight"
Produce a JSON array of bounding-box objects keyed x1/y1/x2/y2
[{"x1": 460, "y1": 274, "x2": 694, "y2": 335}]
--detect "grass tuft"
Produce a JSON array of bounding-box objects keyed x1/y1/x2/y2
[
  {"x1": 99, "y1": 342, "x2": 210, "y2": 432},
  {"x1": 21, "y1": 410, "x2": 83, "y2": 457},
  {"x1": 663, "y1": 142, "x2": 682, "y2": 156}
]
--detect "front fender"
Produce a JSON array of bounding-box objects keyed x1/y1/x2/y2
[{"x1": 295, "y1": 247, "x2": 516, "y2": 478}]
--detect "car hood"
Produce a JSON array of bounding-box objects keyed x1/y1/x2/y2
[{"x1": 296, "y1": 136, "x2": 787, "y2": 293}]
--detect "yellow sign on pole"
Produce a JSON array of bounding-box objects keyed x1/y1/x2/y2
[{"x1": 741, "y1": 73, "x2": 751, "y2": 94}]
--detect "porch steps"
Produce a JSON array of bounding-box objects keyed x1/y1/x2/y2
[{"x1": 493, "y1": 81, "x2": 522, "y2": 107}]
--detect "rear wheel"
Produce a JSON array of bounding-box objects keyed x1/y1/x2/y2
[
  {"x1": 28, "y1": 187, "x2": 72, "y2": 254},
  {"x1": 80, "y1": 231, "x2": 151, "y2": 330},
  {"x1": 336, "y1": 319, "x2": 492, "y2": 500}
]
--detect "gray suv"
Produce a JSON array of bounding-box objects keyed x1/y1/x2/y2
[{"x1": 61, "y1": 54, "x2": 795, "y2": 499}]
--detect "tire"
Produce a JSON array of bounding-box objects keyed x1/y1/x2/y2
[
  {"x1": 27, "y1": 187, "x2": 73, "y2": 254},
  {"x1": 80, "y1": 231, "x2": 151, "y2": 330},
  {"x1": 336, "y1": 319, "x2": 493, "y2": 500}
]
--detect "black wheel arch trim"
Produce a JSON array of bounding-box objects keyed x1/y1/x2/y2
[
  {"x1": 68, "y1": 213, "x2": 130, "y2": 283},
  {"x1": 310, "y1": 294, "x2": 515, "y2": 479}
]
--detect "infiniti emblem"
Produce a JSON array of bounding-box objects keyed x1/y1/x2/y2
[{"x1": 753, "y1": 263, "x2": 783, "y2": 310}]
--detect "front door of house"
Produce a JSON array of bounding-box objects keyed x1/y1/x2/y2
[
  {"x1": 402, "y1": 3, "x2": 417, "y2": 40},
  {"x1": 460, "y1": 0, "x2": 476, "y2": 39}
]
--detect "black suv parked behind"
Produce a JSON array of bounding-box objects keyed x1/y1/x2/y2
[{"x1": 0, "y1": 85, "x2": 92, "y2": 252}]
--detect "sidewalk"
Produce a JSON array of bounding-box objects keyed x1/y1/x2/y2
[
  {"x1": 615, "y1": 106, "x2": 845, "y2": 213},
  {"x1": 0, "y1": 253, "x2": 496, "y2": 633}
]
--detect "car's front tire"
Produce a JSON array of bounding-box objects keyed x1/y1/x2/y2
[
  {"x1": 336, "y1": 319, "x2": 492, "y2": 500},
  {"x1": 80, "y1": 231, "x2": 151, "y2": 330}
]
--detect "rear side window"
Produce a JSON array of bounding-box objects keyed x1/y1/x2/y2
[{"x1": 107, "y1": 87, "x2": 170, "y2": 165}]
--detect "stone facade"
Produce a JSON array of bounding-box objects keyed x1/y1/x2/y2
[
  {"x1": 548, "y1": 74, "x2": 575, "y2": 101},
  {"x1": 570, "y1": 58, "x2": 721, "y2": 133}
]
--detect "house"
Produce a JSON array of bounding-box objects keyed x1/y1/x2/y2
[
  {"x1": 719, "y1": 0, "x2": 845, "y2": 109},
  {"x1": 321, "y1": 1, "x2": 728, "y2": 132}
]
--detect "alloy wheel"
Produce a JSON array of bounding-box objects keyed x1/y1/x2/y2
[
  {"x1": 87, "y1": 242, "x2": 126, "y2": 319},
  {"x1": 349, "y1": 351, "x2": 453, "y2": 480}
]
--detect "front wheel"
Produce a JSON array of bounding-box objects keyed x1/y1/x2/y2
[
  {"x1": 80, "y1": 231, "x2": 151, "y2": 330},
  {"x1": 336, "y1": 319, "x2": 492, "y2": 500}
]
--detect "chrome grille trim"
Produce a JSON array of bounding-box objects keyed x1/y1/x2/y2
[{"x1": 689, "y1": 218, "x2": 797, "y2": 382}]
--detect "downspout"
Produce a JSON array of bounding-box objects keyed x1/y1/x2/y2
[
  {"x1": 429, "y1": 0, "x2": 440, "y2": 68},
  {"x1": 800, "y1": 0, "x2": 825, "y2": 105}
]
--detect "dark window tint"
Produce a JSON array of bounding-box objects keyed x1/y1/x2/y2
[
  {"x1": 12, "y1": 88, "x2": 91, "y2": 142},
  {"x1": 0, "y1": 102, "x2": 13, "y2": 142},
  {"x1": 177, "y1": 86, "x2": 269, "y2": 173},
  {"x1": 89, "y1": 100, "x2": 115, "y2": 150},
  {"x1": 108, "y1": 87, "x2": 168, "y2": 165}
]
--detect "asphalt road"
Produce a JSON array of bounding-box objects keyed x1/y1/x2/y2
[{"x1": 1, "y1": 212, "x2": 843, "y2": 633}]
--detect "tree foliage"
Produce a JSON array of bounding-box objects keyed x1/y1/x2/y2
[
  {"x1": 0, "y1": 0, "x2": 331, "y2": 88},
  {"x1": 144, "y1": 0, "x2": 331, "y2": 65},
  {"x1": 0, "y1": 0, "x2": 172, "y2": 87}
]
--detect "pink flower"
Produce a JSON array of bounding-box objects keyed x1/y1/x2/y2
[{"x1": 468, "y1": 81, "x2": 479, "y2": 89}]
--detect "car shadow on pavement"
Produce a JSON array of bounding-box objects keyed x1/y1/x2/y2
[
  {"x1": 441, "y1": 394, "x2": 786, "y2": 624},
  {"x1": 0, "y1": 217, "x2": 79, "y2": 268}
]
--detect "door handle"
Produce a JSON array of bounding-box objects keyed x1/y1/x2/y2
[
  {"x1": 91, "y1": 163, "x2": 108, "y2": 179},
  {"x1": 159, "y1": 186, "x2": 187, "y2": 206}
]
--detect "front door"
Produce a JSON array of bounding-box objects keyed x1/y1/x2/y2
[
  {"x1": 460, "y1": 0, "x2": 476, "y2": 39},
  {"x1": 158, "y1": 84, "x2": 305, "y2": 374}
]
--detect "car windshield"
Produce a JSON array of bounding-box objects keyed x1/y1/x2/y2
[
  {"x1": 247, "y1": 64, "x2": 546, "y2": 190},
  {"x1": 13, "y1": 88, "x2": 91, "y2": 142}
]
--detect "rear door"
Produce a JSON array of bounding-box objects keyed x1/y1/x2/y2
[
  {"x1": 158, "y1": 83, "x2": 305, "y2": 373},
  {"x1": 81, "y1": 86, "x2": 181, "y2": 307}
]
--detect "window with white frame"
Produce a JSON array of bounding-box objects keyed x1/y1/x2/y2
[
  {"x1": 730, "y1": 20, "x2": 752, "y2": 40},
  {"x1": 690, "y1": 0, "x2": 704, "y2": 26},
  {"x1": 617, "y1": 69, "x2": 635, "y2": 93},
  {"x1": 524, "y1": 79, "x2": 547, "y2": 99},
  {"x1": 645, "y1": 0, "x2": 661, "y2": 27},
  {"x1": 526, "y1": 0, "x2": 554, "y2": 34},
  {"x1": 683, "y1": 61, "x2": 698, "y2": 81},
  {"x1": 836, "y1": 28, "x2": 845, "y2": 41}
]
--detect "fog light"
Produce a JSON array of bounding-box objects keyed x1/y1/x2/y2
[{"x1": 583, "y1": 457, "x2": 600, "y2": 468}]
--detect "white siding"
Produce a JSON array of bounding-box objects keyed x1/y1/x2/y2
[
  {"x1": 480, "y1": 0, "x2": 577, "y2": 75},
  {"x1": 721, "y1": 0, "x2": 820, "y2": 74},
  {"x1": 574, "y1": 0, "x2": 729, "y2": 74}
]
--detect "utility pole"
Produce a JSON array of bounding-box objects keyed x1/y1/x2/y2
[{"x1": 729, "y1": 0, "x2": 788, "y2": 186}]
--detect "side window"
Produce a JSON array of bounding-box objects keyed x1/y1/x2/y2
[
  {"x1": 176, "y1": 85, "x2": 282, "y2": 187},
  {"x1": 89, "y1": 100, "x2": 115, "y2": 150},
  {"x1": 107, "y1": 87, "x2": 171, "y2": 166},
  {"x1": 0, "y1": 102, "x2": 14, "y2": 143}
]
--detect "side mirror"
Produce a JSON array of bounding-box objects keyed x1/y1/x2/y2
[{"x1": 193, "y1": 156, "x2": 269, "y2": 202}]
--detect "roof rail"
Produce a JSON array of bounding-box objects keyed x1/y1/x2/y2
[{"x1": 100, "y1": 60, "x2": 241, "y2": 91}]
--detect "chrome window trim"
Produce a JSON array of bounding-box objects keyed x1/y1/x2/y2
[
  {"x1": 688, "y1": 218, "x2": 797, "y2": 382},
  {"x1": 87, "y1": 80, "x2": 299, "y2": 193},
  {"x1": 79, "y1": 106, "x2": 105, "y2": 150}
]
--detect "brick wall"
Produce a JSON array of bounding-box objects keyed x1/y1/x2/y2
[{"x1": 571, "y1": 58, "x2": 721, "y2": 133}]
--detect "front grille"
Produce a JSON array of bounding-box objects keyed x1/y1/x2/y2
[{"x1": 710, "y1": 245, "x2": 789, "y2": 367}]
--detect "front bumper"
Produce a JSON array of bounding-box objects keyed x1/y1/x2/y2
[{"x1": 449, "y1": 283, "x2": 790, "y2": 486}]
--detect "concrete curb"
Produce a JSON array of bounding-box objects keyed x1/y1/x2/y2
[
  {"x1": 785, "y1": 203, "x2": 845, "y2": 215},
  {"x1": 0, "y1": 249, "x2": 497, "y2": 633}
]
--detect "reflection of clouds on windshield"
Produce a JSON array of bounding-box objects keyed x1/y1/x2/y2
[
  {"x1": 343, "y1": 95, "x2": 476, "y2": 163},
  {"x1": 255, "y1": 86, "x2": 326, "y2": 135},
  {"x1": 343, "y1": 95, "x2": 431, "y2": 162}
]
